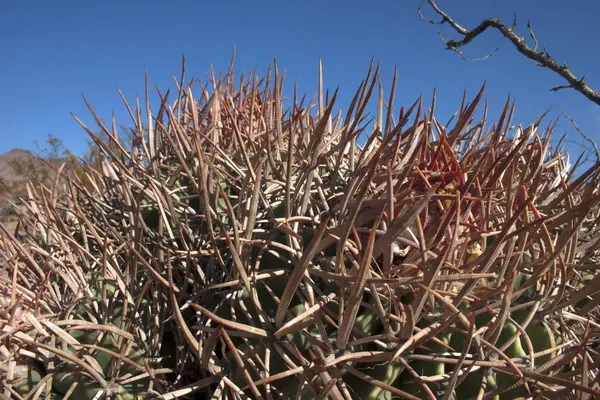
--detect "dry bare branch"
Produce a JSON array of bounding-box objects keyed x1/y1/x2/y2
[{"x1": 419, "y1": 0, "x2": 600, "y2": 105}]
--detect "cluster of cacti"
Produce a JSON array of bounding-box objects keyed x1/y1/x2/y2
[{"x1": 2, "y1": 59, "x2": 600, "y2": 399}]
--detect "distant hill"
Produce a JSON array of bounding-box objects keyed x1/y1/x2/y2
[
  {"x1": 0, "y1": 148, "x2": 35, "y2": 182},
  {"x1": 0, "y1": 148, "x2": 74, "y2": 234},
  {"x1": 0, "y1": 148, "x2": 56, "y2": 197}
]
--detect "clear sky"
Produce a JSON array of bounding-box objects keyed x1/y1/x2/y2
[{"x1": 2, "y1": 0, "x2": 599, "y2": 169}]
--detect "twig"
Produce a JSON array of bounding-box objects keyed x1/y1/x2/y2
[
  {"x1": 527, "y1": 20, "x2": 539, "y2": 51},
  {"x1": 558, "y1": 102, "x2": 600, "y2": 162},
  {"x1": 437, "y1": 31, "x2": 498, "y2": 61},
  {"x1": 419, "y1": 0, "x2": 600, "y2": 105}
]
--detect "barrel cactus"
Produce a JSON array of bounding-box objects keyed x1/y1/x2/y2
[{"x1": 2, "y1": 59, "x2": 600, "y2": 399}]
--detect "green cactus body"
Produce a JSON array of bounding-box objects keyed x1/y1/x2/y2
[
  {"x1": 230, "y1": 340, "x2": 304, "y2": 398},
  {"x1": 225, "y1": 299, "x2": 320, "y2": 397},
  {"x1": 524, "y1": 319, "x2": 554, "y2": 367},
  {"x1": 449, "y1": 315, "x2": 529, "y2": 399},
  {"x1": 346, "y1": 362, "x2": 405, "y2": 400},
  {"x1": 576, "y1": 271, "x2": 595, "y2": 309},
  {"x1": 495, "y1": 322, "x2": 529, "y2": 399},
  {"x1": 506, "y1": 306, "x2": 556, "y2": 368},
  {"x1": 32, "y1": 278, "x2": 152, "y2": 400},
  {"x1": 283, "y1": 303, "x2": 321, "y2": 353},
  {"x1": 454, "y1": 367, "x2": 499, "y2": 400},
  {"x1": 413, "y1": 337, "x2": 448, "y2": 377},
  {"x1": 140, "y1": 202, "x2": 160, "y2": 230},
  {"x1": 474, "y1": 310, "x2": 494, "y2": 330},
  {"x1": 354, "y1": 306, "x2": 384, "y2": 340},
  {"x1": 52, "y1": 376, "x2": 139, "y2": 400},
  {"x1": 456, "y1": 369, "x2": 500, "y2": 400},
  {"x1": 395, "y1": 318, "x2": 449, "y2": 397},
  {"x1": 51, "y1": 329, "x2": 149, "y2": 398},
  {"x1": 513, "y1": 271, "x2": 535, "y2": 301},
  {"x1": 218, "y1": 286, "x2": 264, "y2": 328},
  {"x1": 447, "y1": 330, "x2": 469, "y2": 374},
  {"x1": 487, "y1": 374, "x2": 499, "y2": 396},
  {"x1": 499, "y1": 323, "x2": 526, "y2": 358},
  {"x1": 342, "y1": 304, "x2": 400, "y2": 398},
  {"x1": 396, "y1": 371, "x2": 435, "y2": 399},
  {"x1": 51, "y1": 365, "x2": 102, "y2": 398},
  {"x1": 15, "y1": 362, "x2": 46, "y2": 398}
]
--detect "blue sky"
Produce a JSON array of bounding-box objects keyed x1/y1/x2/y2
[{"x1": 2, "y1": 0, "x2": 599, "y2": 168}]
